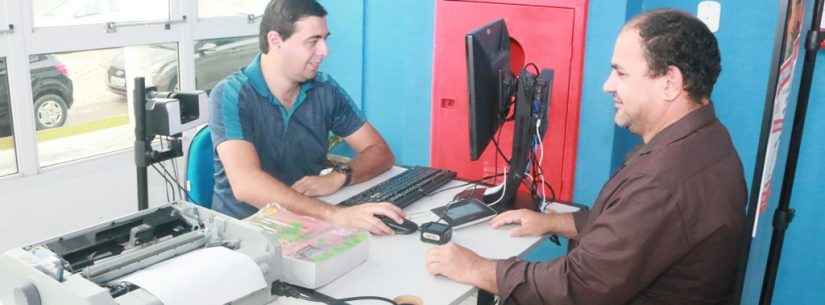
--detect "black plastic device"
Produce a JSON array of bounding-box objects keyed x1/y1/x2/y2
[
  {"x1": 376, "y1": 215, "x2": 418, "y2": 235},
  {"x1": 420, "y1": 222, "x2": 452, "y2": 245},
  {"x1": 430, "y1": 198, "x2": 497, "y2": 229}
]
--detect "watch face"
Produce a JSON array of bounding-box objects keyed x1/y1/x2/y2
[
  {"x1": 334, "y1": 163, "x2": 353, "y2": 186},
  {"x1": 335, "y1": 164, "x2": 351, "y2": 173}
]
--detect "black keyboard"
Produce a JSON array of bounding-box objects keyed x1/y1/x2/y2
[{"x1": 338, "y1": 166, "x2": 456, "y2": 209}]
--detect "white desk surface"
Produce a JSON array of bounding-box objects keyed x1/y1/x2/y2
[{"x1": 277, "y1": 167, "x2": 541, "y2": 305}]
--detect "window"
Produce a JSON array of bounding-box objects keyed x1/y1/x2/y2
[
  {"x1": 3, "y1": 0, "x2": 260, "y2": 175},
  {"x1": 34, "y1": 0, "x2": 171, "y2": 27},
  {"x1": 199, "y1": 0, "x2": 266, "y2": 18},
  {"x1": 36, "y1": 44, "x2": 178, "y2": 167},
  {"x1": 194, "y1": 36, "x2": 257, "y2": 92},
  {"x1": 0, "y1": 57, "x2": 17, "y2": 176}
]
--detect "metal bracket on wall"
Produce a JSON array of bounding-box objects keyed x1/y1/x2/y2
[
  {"x1": 806, "y1": 28, "x2": 825, "y2": 51},
  {"x1": 106, "y1": 16, "x2": 187, "y2": 33},
  {"x1": 0, "y1": 24, "x2": 13, "y2": 35}
]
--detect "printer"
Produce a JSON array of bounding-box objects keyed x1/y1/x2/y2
[{"x1": 0, "y1": 202, "x2": 284, "y2": 305}]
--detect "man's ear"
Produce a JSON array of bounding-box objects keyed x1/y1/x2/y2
[
  {"x1": 267, "y1": 31, "x2": 283, "y2": 50},
  {"x1": 663, "y1": 65, "x2": 684, "y2": 102}
]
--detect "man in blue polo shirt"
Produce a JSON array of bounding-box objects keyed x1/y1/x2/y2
[{"x1": 209, "y1": 0, "x2": 404, "y2": 235}]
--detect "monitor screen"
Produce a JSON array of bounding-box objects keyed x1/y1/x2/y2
[{"x1": 466, "y1": 19, "x2": 512, "y2": 161}]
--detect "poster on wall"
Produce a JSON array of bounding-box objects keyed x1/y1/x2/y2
[{"x1": 752, "y1": 0, "x2": 805, "y2": 237}]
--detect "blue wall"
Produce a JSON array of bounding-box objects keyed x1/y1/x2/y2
[
  {"x1": 318, "y1": 0, "x2": 364, "y2": 108},
  {"x1": 572, "y1": 0, "x2": 629, "y2": 202},
  {"x1": 362, "y1": 0, "x2": 434, "y2": 167},
  {"x1": 321, "y1": 0, "x2": 435, "y2": 166}
]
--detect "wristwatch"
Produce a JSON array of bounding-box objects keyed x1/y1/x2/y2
[{"x1": 333, "y1": 163, "x2": 352, "y2": 186}]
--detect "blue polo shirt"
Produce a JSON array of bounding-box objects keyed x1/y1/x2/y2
[{"x1": 209, "y1": 54, "x2": 365, "y2": 219}]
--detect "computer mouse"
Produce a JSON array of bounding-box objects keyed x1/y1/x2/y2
[{"x1": 376, "y1": 215, "x2": 418, "y2": 235}]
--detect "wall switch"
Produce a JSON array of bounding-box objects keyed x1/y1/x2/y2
[{"x1": 697, "y1": 1, "x2": 721, "y2": 33}]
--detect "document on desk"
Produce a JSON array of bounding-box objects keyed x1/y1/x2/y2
[{"x1": 119, "y1": 246, "x2": 267, "y2": 305}]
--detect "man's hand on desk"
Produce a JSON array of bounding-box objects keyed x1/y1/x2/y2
[
  {"x1": 328, "y1": 202, "x2": 405, "y2": 236},
  {"x1": 490, "y1": 209, "x2": 578, "y2": 238},
  {"x1": 292, "y1": 172, "x2": 346, "y2": 197},
  {"x1": 426, "y1": 243, "x2": 498, "y2": 294},
  {"x1": 490, "y1": 209, "x2": 555, "y2": 237}
]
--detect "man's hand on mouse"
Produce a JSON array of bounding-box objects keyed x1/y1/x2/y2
[{"x1": 328, "y1": 202, "x2": 405, "y2": 235}]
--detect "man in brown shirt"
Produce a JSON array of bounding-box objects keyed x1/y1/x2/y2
[{"x1": 425, "y1": 9, "x2": 747, "y2": 305}]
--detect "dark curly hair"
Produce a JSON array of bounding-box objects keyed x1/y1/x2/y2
[
  {"x1": 627, "y1": 9, "x2": 721, "y2": 102},
  {"x1": 259, "y1": 0, "x2": 327, "y2": 54}
]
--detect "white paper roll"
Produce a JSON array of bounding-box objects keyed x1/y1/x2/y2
[{"x1": 120, "y1": 247, "x2": 267, "y2": 305}]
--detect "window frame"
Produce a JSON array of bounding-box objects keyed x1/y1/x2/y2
[{"x1": 0, "y1": 0, "x2": 262, "y2": 178}]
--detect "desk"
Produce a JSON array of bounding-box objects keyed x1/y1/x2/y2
[
  {"x1": 0, "y1": 167, "x2": 546, "y2": 305},
  {"x1": 277, "y1": 167, "x2": 542, "y2": 305}
]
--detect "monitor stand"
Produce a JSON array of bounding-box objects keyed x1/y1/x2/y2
[{"x1": 481, "y1": 68, "x2": 554, "y2": 213}]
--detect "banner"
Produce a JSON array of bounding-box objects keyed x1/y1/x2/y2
[{"x1": 752, "y1": 0, "x2": 805, "y2": 237}]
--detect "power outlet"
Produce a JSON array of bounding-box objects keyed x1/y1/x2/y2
[{"x1": 697, "y1": 1, "x2": 721, "y2": 33}]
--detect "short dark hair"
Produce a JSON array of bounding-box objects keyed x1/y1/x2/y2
[
  {"x1": 628, "y1": 9, "x2": 721, "y2": 102},
  {"x1": 259, "y1": 0, "x2": 327, "y2": 54}
]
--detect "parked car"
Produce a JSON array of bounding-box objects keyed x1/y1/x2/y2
[
  {"x1": 0, "y1": 55, "x2": 75, "y2": 137},
  {"x1": 106, "y1": 37, "x2": 257, "y2": 95}
]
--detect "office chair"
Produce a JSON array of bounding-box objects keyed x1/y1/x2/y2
[{"x1": 186, "y1": 126, "x2": 214, "y2": 209}]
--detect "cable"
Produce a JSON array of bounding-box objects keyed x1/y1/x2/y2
[
  {"x1": 490, "y1": 137, "x2": 511, "y2": 164},
  {"x1": 494, "y1": 115, "x2": 506, "y2": 185},
  {"x1": 158, "y1": 137, "x2": 174, "y2": 202},
  {"x1": 426, "y1": 173, "x2": 504, "y2": 196},
  {"x1": 271, "y1": 281, "x2": 400, "y2": 305},
  {"x1": 526, "y1": 149, "x2": 555, "y2": 202},
  {"x1": 338, "y1": 296, "x2": 400, "y2": 304},
  {"x1": 531, "y1": 156, "x2": 557, "y2": 202},
  {"x1": 535, "y1": 119, "x2": 547, "y2": 206},
  {"x1": 149, "y1": 160, "x2": 235, "y2": 213},
  {"x1": 167, "y1": 136, "x2": 183, "y2": 201},
  {"x1": 488, "y1": 167, "x2": 508, "y2": 207},
  {"x1": 151, "y1": 163, "x2": 196, "y2": 203},
  {"x1": 524, "y1": 62, "x2": 540, "y2": 75},
  {"x1": 172, "y1": 158, "x2": 182, "y2": 201}
]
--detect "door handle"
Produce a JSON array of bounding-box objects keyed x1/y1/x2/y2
[{"x1": 440, "y1": 98, "x2": 456, "y2": 108}]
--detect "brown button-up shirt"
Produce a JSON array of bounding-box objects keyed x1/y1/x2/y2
[{"x1": 496, "y1": 105, "x2": 747, "y2": 305}]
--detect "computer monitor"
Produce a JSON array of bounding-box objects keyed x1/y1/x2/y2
[
  {"x1": 466, "y1": 19, "x2": 513, "y2": 161},
  {"x1": 465, "y1": 19, "x2": 553, "y2": 211}
]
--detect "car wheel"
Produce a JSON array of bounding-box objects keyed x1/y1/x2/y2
[{"x1": 34, "y1": 93, "x2": 68, "y2": 130}]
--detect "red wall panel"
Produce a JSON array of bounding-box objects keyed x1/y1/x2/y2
[{"x1": 431, "y1": 0, "x2": 587, "y2": 202}]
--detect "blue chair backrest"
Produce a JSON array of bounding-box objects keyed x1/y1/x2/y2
[{"x1": 187, "y1": 126, "x2": 214, "y2": 208}]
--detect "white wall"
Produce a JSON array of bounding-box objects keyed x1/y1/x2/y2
[{"x1": 0, "y1": 149, "x2": 182, "y2": 251}]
